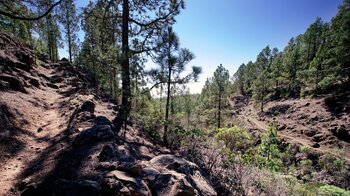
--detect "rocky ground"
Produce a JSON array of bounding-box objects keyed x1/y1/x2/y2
[
  {"x1": 0, "y1": 33, "x2": 217, "y2": 196},
  {"x1": 229, "y1": 94, "x2": 350, "y2": 161}
]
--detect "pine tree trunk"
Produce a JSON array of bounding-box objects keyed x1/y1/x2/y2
[
  {"x1": 120, "y1": 0, "x2": 131, "y2": 127},
  {"x1": 164, "y1": 65, "x2": 172, "y2": 145},
  {"x1": 67, "y1": 21, "x2": 72, "y2": 63},
  {"x1": 218, "y1": 91, "x2": 221, "y2": 129},
  {"x1": 66, "y1": 2, "x2": 72, "y2": 63}
]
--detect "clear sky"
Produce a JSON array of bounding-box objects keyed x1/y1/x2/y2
[{"x1": 59, "y1": 0, "x2": 343, "y2": 94}]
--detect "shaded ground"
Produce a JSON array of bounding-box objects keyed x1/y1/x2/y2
[{"x1": 0, "y1": 34, "x2": 170, "y2": 195}]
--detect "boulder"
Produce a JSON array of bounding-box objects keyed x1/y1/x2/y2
[
  {"x1": 28, "y1": 78, "x2": 40, "y2": 88},
  {"x1": 142, "y1": 167, "x2": 160, "y2": 181},
  {"x1": 313, "y1": 133, "x2": 325, "y2": 142},
  {"x1": 309, "y1": 114, "x2": 318, "y2": 121},
  {"x1": 277, "y1": 124, "x2": 286, "y2": 131},
  {"x1": 94, "y1": 116, "x2": 111, "y2": 126},
  {"x1": 101, "y1": 177, "x2": 128, "y2": 196},
  {"x1": 99, "y1": 144, "x2": 117, "y2": 162},
  {"x1": 94, "y1": 116, "x2": 116, "y2": 132},
  {"x1": 79, "y1": 100, "x2": 95, "y2": 113},
  {"x1": 148, "y1": 154, "x2": 217, "y2": 196},
  {"x1": 104, "y1": 170, "x2": 151, "y2": 196},
  {"x1": 117, "y1": 162, "x2": 143, "y2": 176},
  {"x1": 0, "y1": 75, "x2": 26, "y2": 93},
  {"x1": 304, "y1": 129, "x2": 316, "y2": 137},
  {"x1": 96, "y1": 162, "x2": 119, "y2": 171},
  {"x1": 50, "y1": 75, "x2": 64, "y2": 83},
  {"x1": 73, "y1": 125, "x2": 115, "y2": 146}
]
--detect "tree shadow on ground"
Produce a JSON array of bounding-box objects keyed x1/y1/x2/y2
[
  {"x1": 0, "y1": 103, "x2": 34, "y2": 161},
  {"x1": 324, "y1": 92, "x2": 350, "y2": 118},
  {"x1": 16, "y1": 105, "x2": 107, "y2": 195}
]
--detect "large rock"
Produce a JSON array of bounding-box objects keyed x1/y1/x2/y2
[
  {"x1": 94, "y1": 116, "x2": 117, "y2": 132},
  {"x1": 147, "y1": 154, "x2": 217, "y2": 196},
  {"x1": 73, "y1": 125, "x2": 115, "y2": 146},
  {"x1": 103, "y1": 170, "x2": 151, "y2": 196},
  {"x1": 79, "y1": 100, "x2": 95, "y2": 113},
  {"x1": 304, "y1": 129, "x2": 316, "y2": 137},
  {"x1": 0, "y1": 75, "x2": 26, "y2": 93},
  {"x1": 99, "y1": 144, "x2": 118, "y2": 162}
]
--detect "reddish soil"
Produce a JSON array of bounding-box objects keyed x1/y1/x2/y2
[
  {"x1": 0, "y1": 33, "x2": 169, "y2": 195},
  {"x1": 229, "y1": 95, "x2": 350, "y2": 161}
]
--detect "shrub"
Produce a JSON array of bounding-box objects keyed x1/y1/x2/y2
[
  {"x1": 317, "y1": 75, "x2": 338, "y2": 93},
  {"x1": 300, "y1": 145, "x2": 312, "y2": 153},
  {"x1": 216, "y1": 125, "x2": 253, "y2": 153},
  {"x1": 318, "y1": 185, "x2": 350, "y2": 196}
]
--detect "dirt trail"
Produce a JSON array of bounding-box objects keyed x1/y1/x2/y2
[
  {"x1": 228, "y1": 99, "x2": 350, "y2": 162},
  {"x1": 0, "y1": 67, "x2": 69, "y2": 194}
]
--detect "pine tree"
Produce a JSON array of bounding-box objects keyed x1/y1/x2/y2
[
  {"x1": 151, "y1": 27, "x2": 201, "y2": 144},
  {"x1": 58, "y1": 0, "x2": 79, "y2": 63},
  {"x1": 212, "y1": 64, "x2": 230, "y2": 128},
  {"x1": 258, "y1": 123, "x2": 281, "y2": 171}
]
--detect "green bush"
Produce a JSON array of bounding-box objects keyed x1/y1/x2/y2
[
  {"x1": 216, "y1": 125, "x2": 253, "y2": 153},
  {"x1": 319, "y1": 149, "x2": 346, "y2": 173},
  {"x1": 300, "y1": 145, "x2": 312, "y2": 153},
  {"x1": 318, "y1": 185, "x2": 350, "y2": 196},
  {"x1": 317, "y1": 75, "x2": 338, "y2": 93},
  {"x1": 141, "y1": 102, "x2": 164, "y2": 140}
]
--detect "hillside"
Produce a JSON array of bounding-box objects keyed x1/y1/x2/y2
[
  {"x1": 0, "y1": 33, "x2": 217, "y2": 196},
  {"x1": 229, "y1": 95, "x2": 350, "y2": 160}
]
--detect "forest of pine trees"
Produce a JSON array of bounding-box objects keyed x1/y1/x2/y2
[
  {"x1": 1, "y1": 0, "x2": 350, "y2": 195},
  {"x1": 2, "y1": 0, "x2": 349, "y2": 129},
  {"x1": 231, "y1": 1, "x2": 350, "y2": 112}
]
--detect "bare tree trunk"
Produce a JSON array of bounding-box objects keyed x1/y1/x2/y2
[
  {"x1": 65, "y1": 1, "x2": 72, "y2": 63},
  {"x1": 164, "y1": 64, "x2": 172, "y2": 145},
  {"x1": 218, "y1": 91, "x2": 221, "y2": 129},
  {"x1": 119, "y1": 0, "x2": 131, "y2": 127}
]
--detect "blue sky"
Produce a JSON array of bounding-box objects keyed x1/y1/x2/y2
[{"x1": 59, "y1": 0, "x2": 342, "y2": 94}]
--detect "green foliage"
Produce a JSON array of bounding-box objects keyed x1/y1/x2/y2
[
  {"x1": 232, "y1": 0, "x2": 350, "y2": 99},
  {"x1": 58, "y1": 0, "x2": 80, "y2": 63},
  {"x1": 0, "y1": 2, "x2": 32, "y2": 43},
  {"x1": 317, "y1": 75, "x2": 339, "y2": 93},
  {"x1": 318, "y1": 185, "x2": 350, "y2": 196},
  {"x1": 216, "y1": 126, "x2": 252, "y2": 153},
  {"x1": 319, "y1": 148, "x2": 346, "y2": 173},
  {"x1": 300, "y1": 145, "x2": 312, "y2": 153},
  {"x1": 257, "y1": 123, "x2": 282, "y2": 171},
  {"x1": 138, "y1": 99, "x2": 164, "y2": 140}
]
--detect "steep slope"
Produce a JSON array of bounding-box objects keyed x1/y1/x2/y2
[
  {"x1": 0, "y1": 33, "x2": 216, "y2": 196},
  {"x1": 229, "y1": 95, "x2": 350, "y2": 160}
]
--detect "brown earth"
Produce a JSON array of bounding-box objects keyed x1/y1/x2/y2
[
  {"x1": 0, "y1": 33, "x2": 216, "y2": 195},
  {"x1": 229, "y1": 95, "x2": 350, "y2": 161}
]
